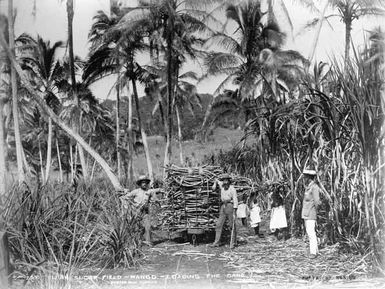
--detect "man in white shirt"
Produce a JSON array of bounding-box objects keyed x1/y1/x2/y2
[
  {"x1": 210, "y1": 173, "x2": 238, "y2": 248},
  {"x1": 120, "y1": 175, "x2": 162, "y2": 246}
]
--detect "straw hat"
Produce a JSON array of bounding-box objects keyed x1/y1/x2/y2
[
  {"x1": 219, "y1": 173, "x2": 231, "y2": 180},
  {"x1": 136, "y1": 175, "x2": 151, "y2": 185},
  {"x1": 303, "y1": 169, "x2": 317, "y2": 176}
]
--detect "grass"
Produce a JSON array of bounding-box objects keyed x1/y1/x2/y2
[{"x1": 133, "y1": 127, "x2": 244, "y2": 178}]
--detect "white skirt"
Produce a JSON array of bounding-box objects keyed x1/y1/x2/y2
[
  {"x1": 237, "y1": 203, "x2": 247, "y2": 218},
  {"x1": 270, "y1": 205, "x2": 287, "y2": 230},
  {"x1": 250, "y1": 205, "x2": 261, "y2": 227}
]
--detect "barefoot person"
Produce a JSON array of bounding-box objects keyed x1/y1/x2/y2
[
  {"x1": 210, "y1": 173, "x2": 238, "y2": 248},
  {"x1": 269, "y1": 185, "x2": 287, "y2": 240},
  {"x1": 302, "y1": 169, "x2": 321, "y2": 258},
  {"x1": 120, "y1": 175, "x2": 162, "y2": 246},
  {"x1": 250, "y1": 195, "x2": 263, "y2": 237}
]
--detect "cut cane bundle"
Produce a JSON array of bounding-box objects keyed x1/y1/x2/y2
[{"x1": 159, "y1": 164, "x2": 259, "y2": 232}]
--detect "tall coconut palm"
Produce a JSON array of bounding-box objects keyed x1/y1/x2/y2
[
  {"x1": 202, "y1": 0, "x2": 306, "y2": 135},
  {"x1": 0, "y1": 32, "x2": 123, "y2": 190},
  {"x1": 146, "y1": 62, "x2": 202, "y2": 164},
  {"x1": 302, "y1": 0, "x2": 385, "y2": 64},
  {"x1": 8, "y1": 0, "x2": 25, "y2": 183},
  {"x1": 85, "y1": 10, "x2": 154, "y2": 181},
  {"x1": 87, "y1": 10, "x2": 125, "y2": 180},
  {"x1": 116, "y1": 0, "x2": 217, "y2": 167},
  {"x1": 17, "y1": 34, "x2": 63, "y2": 183},
  {"x1": 63, "y1": 0, "x2": 89, "y2": 180}
]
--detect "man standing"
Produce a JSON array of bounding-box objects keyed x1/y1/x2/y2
[
  {"x1": 210, "y1": 173, "x2": 238, "y2": 249},
  {"x1": 121, "y1": 175, "x2": 162, "y2": 246},
  {"x1": 302, "y1": 169, "x2": 321, "y2": 258}
]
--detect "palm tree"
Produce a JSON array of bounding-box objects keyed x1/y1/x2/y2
[
  {"x1": 85, "y1": 10, "x2": 154, "y2": 181},
  {"x1": 146, "y1": 63, "x2": 202, "y2": 164},
  {"x1": 202, "y1": 1, "x2": 306, "y2": 135},
  {"x1": 87, "y1": 10, "x2": 124, "y2": 180},
  {"x1": 17, "y1": 34, "x2": 63, "y2": 183},
  {"x1": 302, "y1": 0, "x2": 385, "y2": 64},
  {"x1": 8, "y1": 0, "x2": 25, "y2": 183},
  {"x1": 0, "y1": 32, "x2": 123, "y2": 190},
  {"x1": 116, "y1": 0, "x2": 216, "y2": 167},
  {"x1": 64, "y1": 0, "x2": 89, "y2": 180}
]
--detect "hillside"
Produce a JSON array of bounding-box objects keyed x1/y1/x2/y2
[
  {"x1": 102, "y1": 93, "x2": 243, "y2": 140},
  {"x1": 132, "y1": 127, "x2": 245, "y2": 179}
]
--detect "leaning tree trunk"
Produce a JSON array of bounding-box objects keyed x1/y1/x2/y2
[
  {"x1": 0, "y1": 33, "x2": 122, "y2": 190},
  {"x1": 132, "y1": 78, "x2": 153, "y2": 181},
  {"x1": 8, "y1": 0, "x2": 25, "y2": 183},
  {"x1": 0, "y1": 97, "x2": 7, "y2": 196}
]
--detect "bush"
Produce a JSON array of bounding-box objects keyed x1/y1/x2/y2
[{"x1": 1, "y1": 179, "x2": 144, "y2": 275}]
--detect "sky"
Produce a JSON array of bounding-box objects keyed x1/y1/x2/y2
[{"x1": 1, "y1": 0, "x2": 384, "y2": 100}]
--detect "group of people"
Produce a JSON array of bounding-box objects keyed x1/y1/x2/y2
[
  {"x1": 120, "y1": 167, "x2": 321, "y2": 259},
  {"x1": 210, "y1": 169, "x2": 321, "y2": 258},
  {"x1": 236, "y1": 183, "x2": 287, "y2": 240}
]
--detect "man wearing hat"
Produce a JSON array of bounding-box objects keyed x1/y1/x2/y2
[
  {"x1": 302, "y1": 168, "x2": 321, "y2": 259},
  {"x1": 121, "y1": 175, "x2": 162, "y2": 246},
  {"x1": 210, "y1": 173, "x2": 238, "y2": 248}
]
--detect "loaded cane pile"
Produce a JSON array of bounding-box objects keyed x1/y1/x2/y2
[{"x1": 159, "y1": 165, "x2": 258, "y2": 232}]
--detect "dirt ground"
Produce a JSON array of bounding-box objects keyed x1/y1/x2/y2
[{"x1": 26, "y1": 219, "x2": 381, "y2": 289}]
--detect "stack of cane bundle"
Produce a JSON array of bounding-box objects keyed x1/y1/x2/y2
[{"x1": 160, "y1": 165, "x2": 257, "y2": 231}]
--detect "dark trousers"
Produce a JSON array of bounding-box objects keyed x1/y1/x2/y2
[{"x1": 214, "y1": 203, "x2": 236, "y2": 244}]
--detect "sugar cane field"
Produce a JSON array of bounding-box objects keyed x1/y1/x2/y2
[{"x1": 0, "y1": 0, "x2": 384, "y2": 288}]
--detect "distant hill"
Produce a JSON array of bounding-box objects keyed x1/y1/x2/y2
[{"x1": 102, "y1": 93, "x2": 243, "y2": 140}]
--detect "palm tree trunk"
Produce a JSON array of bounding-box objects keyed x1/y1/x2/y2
[
  {"x1": 66, "y1": 0, "x2": 88, "y2": 181},
  {"x1": 56, "y1": 138, "x2": 63, "y2": 182},
  {"x1": 44, "y1": 117, "x2": 53, "y2": 183},
  {"x1": 132, "y1": 79, "x2": 153, "y2": 181},
  {"x1": 0, "y1": 34, "x2": 123, "y2": 189},
  {"x1": 66, "y1": 0, "x2": 76, "y2": 96},
  {"x1": 200, "y1": 96, "x2": 214, "y2": 142},
  {"x1": 164, "y1": 30, "x2": 174, "y2": 167},
  {"x1": 344, "y1": 18, "x2": 352, "y2": 69},
  {"x1": 116, "y1": 79, "x2": 121, "y2": 179},
  {"x1": 70, "y1": 143, "x2": 74, "y2": 181},
  {"x1": 175, "y1": 106, "x2": 184, "y2": 165},
  {"x1": 8, "y1": 0, "x2": 25, "y2": 183},
  {"x1": 0, "y1": 97, "x2": 7, "y2": 195},
  {"x1": 77, "y1": 129, "x2": 88, "y2": 180},
  {"x1": 127, "y1": 86, "x2": 134, "y2": 187},
  {"x1": 38, "y1": 139, "x2": 45, "y2": 184}
]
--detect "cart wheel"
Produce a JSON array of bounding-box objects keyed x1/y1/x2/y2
[{"x1": 192, "y1": 234, "x2": 197, "y2": 246}]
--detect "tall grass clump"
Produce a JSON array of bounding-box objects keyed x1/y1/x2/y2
[
  {"x1": 0, "y1": 178, "x2": 144, "y2": 287},
  {"x1": 208, "y1": 30, "x2": 384, "y2": 275}
]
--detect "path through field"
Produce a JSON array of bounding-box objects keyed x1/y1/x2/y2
[{"x1": 87, "y1": 225, "x2": 385, "y2": 289}]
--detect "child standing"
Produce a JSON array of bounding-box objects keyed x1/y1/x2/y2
[
  {"x1": 237, "y1": 194, "x2": 248, "y2": 226},
  {"x1": 269, "y1": 185, "x2": 288, "y2": 240},
  {"x1": 250, "y1": 197, "x2": 264, "y2": 237}
]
